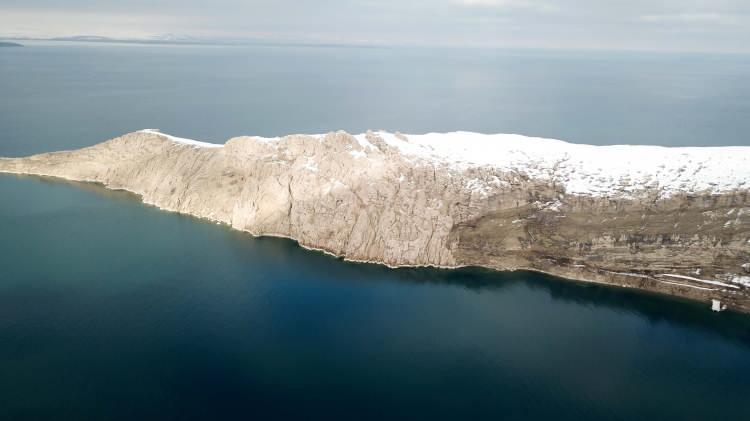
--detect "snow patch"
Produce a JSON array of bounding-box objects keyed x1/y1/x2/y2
[
  {"x1": 658, "y1": 274, "x2": 739, "y2": 289},
  {"x1": 352, "y1": 134, "x2": 376, "y2": 152},
  {"x1": 303, "y1": 157, "x2": 318, "y2": 172},
  {"x1": 362, "y1": 131, "x2": 750, "y2": 198},
  {"x1": 140, "y1": 129, "x2": 222, "y2": 148},
  {"x1": 731, "y1": 275, "x2": 750, "y2": 287},
  {"x1": 466, "y1": 178, "x2": 491, "y2": 197},
  {"x1": 659, "y1": 280, "x2": 716, "y2": 291},
  {"x1": 139, "y1": 129, "x2": 750, "y2": 199}
]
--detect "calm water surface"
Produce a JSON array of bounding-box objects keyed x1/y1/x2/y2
[
  {"x1": 2, "y1": 41, "x2": 750, "y2": 156},
  {"x1": 1, "y1": 42, "x2": 749, "y2": 419}
]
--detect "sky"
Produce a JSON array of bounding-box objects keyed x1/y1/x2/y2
[{"x1": 1, "y1": 0, "x2": 749, "y2": 52}]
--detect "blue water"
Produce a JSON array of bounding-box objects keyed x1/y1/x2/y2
[
  {"x1": 2, "y1": 42, "x2": 750, "y2": 157},
  {"x1": 1, "y1": 42, "x2": 750, "y2": 420}
]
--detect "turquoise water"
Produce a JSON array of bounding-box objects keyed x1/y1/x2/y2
[{"x1": 1, "y1": 43, "x2": 750, "y2": 419}]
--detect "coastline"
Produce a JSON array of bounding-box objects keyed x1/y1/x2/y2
[
  {"x1": 2, "y1": 169, "x2": 747, "y2": 314},
  {"x1": 1, "y1": 129, "x2": 748, "y2": 315}
]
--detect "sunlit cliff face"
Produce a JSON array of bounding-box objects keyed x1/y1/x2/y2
[{"x1": 2, "y1": 129, "x2": 749, "y2": 311}]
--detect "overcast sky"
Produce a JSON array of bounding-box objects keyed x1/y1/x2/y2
[{"x1": 2, "y1": 0, "x2": 749, "y2": 52}]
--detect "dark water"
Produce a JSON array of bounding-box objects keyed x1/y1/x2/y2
[{"x1": 1, "y1": 43, "x2": 750, "y2": 419}]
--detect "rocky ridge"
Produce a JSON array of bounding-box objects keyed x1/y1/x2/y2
[{"x1": 1, "y1": 129, "x2": 748, "y2": 312}]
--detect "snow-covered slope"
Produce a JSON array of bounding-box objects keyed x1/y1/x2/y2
[
  {"x1": 139, "y1": 129, "x2": 749, "y2": 198},
  {"x1": 359, "y1": 131, "x2": 750, "y2": 198},
  {"x1": 139, "y1": 129, "x2": 222, "y2": 148}
]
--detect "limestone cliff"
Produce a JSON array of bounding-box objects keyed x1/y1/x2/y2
[{"x1": 1, "y1": 129, "x2": 749, "y2": 312}]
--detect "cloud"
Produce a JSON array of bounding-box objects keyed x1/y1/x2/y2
[
  {"x1": 1, "y1": 0, "x2": 749, "y2": 52},
  {"x1": 454, "y1": 0, "x2": 557, "y2": 12},
  {"x1": 639, "y1": 13, "x2": 739, "y2": 25},
  {"x1": 0, "y1": 9, "x2": 189, "y2": 38}
]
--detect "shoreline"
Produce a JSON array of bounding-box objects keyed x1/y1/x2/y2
[{"x1": 2, "y1": 169, "x2": 746, "y2": 315}]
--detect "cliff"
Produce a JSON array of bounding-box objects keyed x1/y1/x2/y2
[{"x1": 2, "y1": 129, "x2": 749, "y2": 312}]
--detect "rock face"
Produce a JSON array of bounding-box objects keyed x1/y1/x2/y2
[{"x1": 1, "y1": 129, "x2": 749, "y2": 312}]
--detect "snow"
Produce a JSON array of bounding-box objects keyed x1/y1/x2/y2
[
  {"x1": 367, "y1": 131, "x2": 750, "y2": 198},
  {"x1": 140, "y1": 129, "x2": 222, "y2": 148},
  {"x1": 539, "y1": 200, "x2": 562, "y2": 212},
  {"x1": 658, "y1": 274, "x2": 739, "y2": 289},
  {"x1": 466, "y1": 178, "x2": 491, "y2": 197},
  {"x1": 352, "y1": 134, "x2": 376, "y2": 152},
  {"x1": 140, "y1": 128, "x2": 750, "y2": 199},
  {"x1": 660, "y1": 280, "x2": 716, "y2": 291},
  {"x1": 731, "y1": 275, "x2": 750, "y2": 287},
  {"x1": 303, "y1": 157, "x2": 318, "y2": 172},
  {"x1": 603, "y1": 270, "x2": 719, "y2": 290}
]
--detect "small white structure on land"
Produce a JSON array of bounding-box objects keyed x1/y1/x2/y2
[{"x1": 711, "y1": 299, "x2": 727, "y2": 312}]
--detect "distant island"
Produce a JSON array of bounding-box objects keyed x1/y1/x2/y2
[
  {"x1": 0, "y1": 35, "x2": 212, "y2": 47},
  {"x1": 1, "y1": 129, "x2": 749, "y2": 312},
  {"x1": 51, "y1": 35, "x2": 201, "y2": 45},
  {"x1": 7, "y1": 34, "x2": 384, "y2": 49}
]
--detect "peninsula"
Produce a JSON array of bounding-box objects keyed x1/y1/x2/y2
[{"x1": 1, "y1": 130, "x2": 748, "y2": 311}]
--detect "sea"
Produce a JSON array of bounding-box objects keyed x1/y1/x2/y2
[{"x1": 1, "y1": 41, "x2": 749, "y2": 420}]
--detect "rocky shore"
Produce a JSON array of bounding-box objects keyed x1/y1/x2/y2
[{"x1": 2, "y1": 129, "x2": 748, "y2": 312}]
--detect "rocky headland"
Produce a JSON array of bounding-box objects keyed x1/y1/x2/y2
[{"x1": 1, "y1": 129, "x2": 749, "y2": 312}]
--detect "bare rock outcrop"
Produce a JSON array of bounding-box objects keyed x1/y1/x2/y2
[{"x1": 2, "y1": 129, "x2": 748, "y2": 312}]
